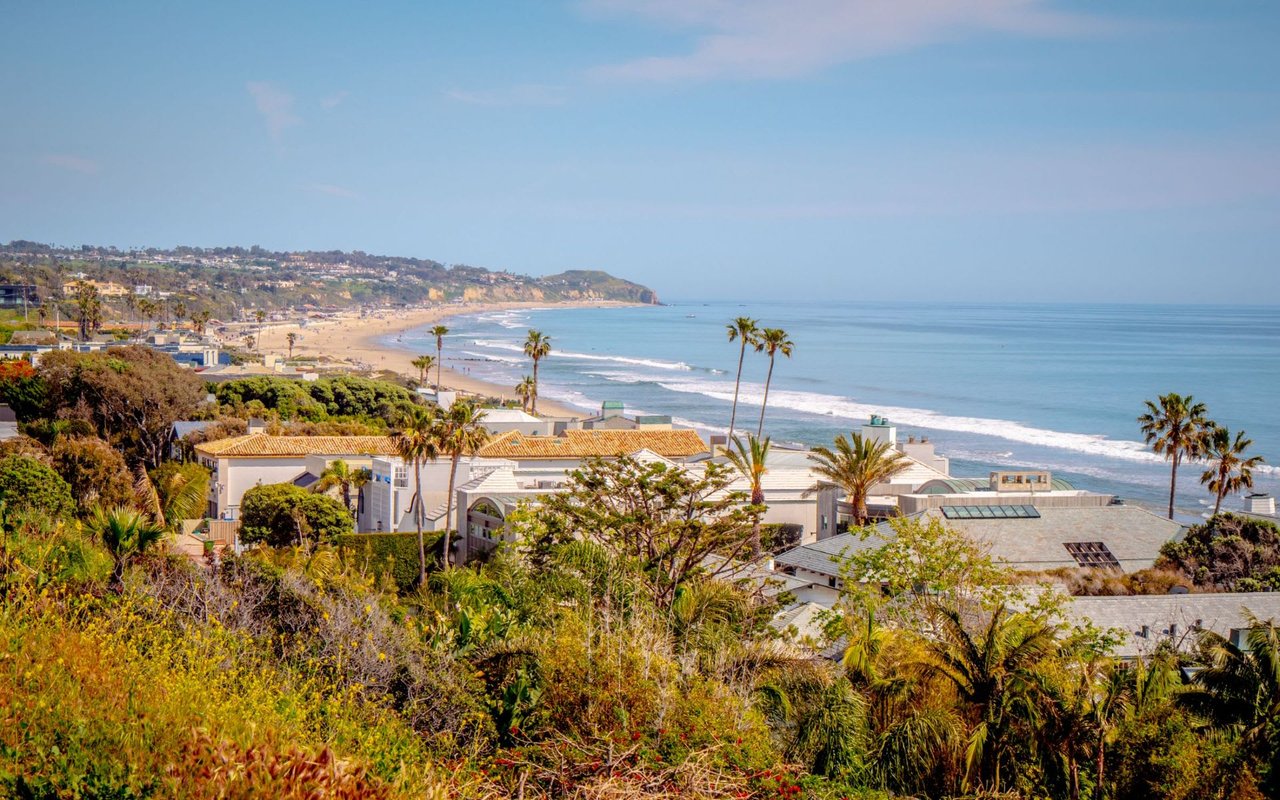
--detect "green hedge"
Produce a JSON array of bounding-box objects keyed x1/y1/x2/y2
[{"x1": 336, "y1": 532, "x2": 442, "y2": 593}]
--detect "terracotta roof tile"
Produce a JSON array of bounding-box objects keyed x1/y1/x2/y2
[
  {"x1": 195, "y1": 434, "x2": 398, "y2": 458},
  {"x1": 477, "y1": 429, "x2": 707, "y2": 459}
]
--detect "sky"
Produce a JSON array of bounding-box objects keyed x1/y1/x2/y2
[{"x1": 2, "y1": 1, "x2": 1279, "y2": 303}]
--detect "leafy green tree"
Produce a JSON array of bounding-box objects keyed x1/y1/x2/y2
[
  {"x1": 38, "y1": 346, "x2": 205, "y2": 467},
  {"x1": 1139, "y1": 392, "x2": 1211, "y2": 519},
  {"x1": 1200, "y1": 425, "x2": 1265, "y2": 516},
  {"x1": 524, "y1": 456, "x2": 757, "y2": 608},
  {"x1": 755, "y1": 327, "x2": 793, "y2": 437},
  {"x1": 50, "y1": 435, "x2": 133, "y2": 510},
  {"x1": 1156, "y1": 513, "x2": 1280, "y2": 592},
  {"x1": 725, "y1": 317, "x2": 759, "y2": 443},
  {"x1": 84, "y1": 505, "x2": 166, "y2": 589},
  {"x1": 809, "y1": 431, "x2": 910, "y2": 527},
  {"x1": 723, "y1": 434, "x2": 770, "y2": 557},
  {"x1": 522, "y1": 329, "x2": 551, "y2": 415},
  {"x1": 437, "y1": 401, "x2": 490, "y2": 567},
  {"x1": 0, "y1": 360, "x2": 47, "y2": 421},
  {"x1": 0, "y1": 455, "x2": 75, "y2": 521},
  {"x1": 429, "y1": 324, "x2": 449, "y2": 389},
  {"x1": 393, "y1": 405, "x2": 440, "y2": 584},
  {"x1": 238, "y1": 483, "x2": 352, "y2": 547}
]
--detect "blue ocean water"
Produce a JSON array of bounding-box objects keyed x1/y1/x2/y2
[{"x1": 399, "y1": 301, "x2": 1280, "y2": 516}]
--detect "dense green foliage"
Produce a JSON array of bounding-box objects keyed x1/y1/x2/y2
[
  {"x1": 213, "y1": 374, "x2": 420, "y2": 422},
  {"x1": 1157, "y1": 513, "x2": 1280, "y2": 592},
  {"x1": 239, "y1": 484, "x2": 353, "y2": 546},
  {"x1": 0, "y1": 455, "x2": 75, "y2": 520},
  {"x1": 336, "y1": 532, "x2": 440, "y2": 593},
  {"x1": 50, "y1": 435, "x2": 134, "y2": 510}
]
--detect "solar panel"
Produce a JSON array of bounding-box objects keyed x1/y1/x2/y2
[
  {"x1": 940, "y1": 504, "x2": 1040, "y2": 520},
  {"x1": 1064, "y1": 541, "x2": 1122, "y2": 570}
]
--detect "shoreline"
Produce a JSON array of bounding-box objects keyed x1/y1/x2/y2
[{"x1": 255, "y1": 301, "x2": 641, "y2": 419}]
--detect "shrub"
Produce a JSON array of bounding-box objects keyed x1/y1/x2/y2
[
  {"x1": 336, "y1": 532, "x2": 439, "y2": 593},
  {"x1": 0, "y1": 454, "x2": 74, "y2": 520},
  {"x1": 51, "y1": 435, "x2": 134, "y2": 510},
  {"x1": 239, "y1": 483, "x2": 353, "y2": 547},
  {"x1": 1157, "y1": 513, "x2": 1280, "y2": 592}
]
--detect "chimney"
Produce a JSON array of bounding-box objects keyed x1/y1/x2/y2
[
  {"x1": 247, "y1": 417, "x2": 267, "y2": 435},
  {"x1": 862, "y1": 414, "x2": 896, "y2": 447},
  {"x1": 1246, "y1": 493, "x2": 1276, "y2": 516}
]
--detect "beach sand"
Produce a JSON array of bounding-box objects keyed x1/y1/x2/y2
[{"x1": 255, "y1": 301, "x2": 632, "y2": 419}]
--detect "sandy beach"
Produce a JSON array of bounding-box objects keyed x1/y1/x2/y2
[{"x1": 255, "y1": 301, "x2": 636, "y2": 418}]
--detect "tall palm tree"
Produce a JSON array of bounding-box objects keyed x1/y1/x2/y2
[
  {"x1": 437, "y1": 401, "x2": 490, "y2": 567},
  {"x1": 755, "y1": 327, "x2": 793, "y2": 437},
  {"x1": 523, "y1": 329, "x2": 552, "y2": 415},
  {"x1": 349, "y1": 466, "x2": 372, "y2": 516},
  {"x1": 312, "y1": 459, "x2": 367, "y2": 515},
  {"x1": 1200, "y1": 425, "x2": 1265, "y2": 516},
  {"x1": 411, "y1": 354, "x2": 436, "y2": 386},
  {"x1": 429, "y1": 324, "x2": 449, "y2": 389},
  {"x1": 725, "y1": 317, "x2": 759, "y2": 444},
  {"x1": 809, "y1": 432, "x2": 910, "y2": 527},
  {"x1": 86, "y1": 505, "x2": 167, "y2": 590},
  {"x1": 515, "y1": 375, "x2": 536, "y2": 412},
  {"x1": 254, "y1": 308, "x2": 266, "y2": 348},
  {"x1": 393, "y1": 405, "x2": 440, "y2": 584},
  {"x1": 1139, "y1": 392, "x2": 1210, "y2": 519},
  {"x1": 724, "y1": 434, "x2": 770, "y2": 557},
  {"x1": 285, "y1": 331, "x2": 298, "y2": 359}
]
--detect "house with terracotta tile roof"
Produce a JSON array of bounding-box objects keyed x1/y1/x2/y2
[
  {"x1": 476, "y1": 428, "x2": 708, "y2": 465},
  {"x1": 194, "y1": 434, "x2": 399, "y2": 520}
]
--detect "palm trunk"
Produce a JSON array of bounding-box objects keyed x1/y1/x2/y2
[
  {"x1": 756, "y1": 356, "x2": 775, "y2": 438},
  {"x1": 414, "y1": 458, "x2": 426, "y2": 583},
  {"x1": 443, "y1": 451, "x2": 460, "y2": 567},
  {"x1": 436, "y1": 341, "x2": 443, "y2": 390},
  {"x1": 728, "y1": 340, "x2": 747, "y2": 442},
  {"x1": 1213, "y1": 485, "x2": 1225, "y2": 517},
  {"x1": 1096, "y1": 732, "x2": 1106, "y2": 800},
  {"x1": 531, "y1": 359, "x2": 539, "y2": 415},
  {"x1": 1167, "y1": 452, "x2": 1179, "y2": 520}
]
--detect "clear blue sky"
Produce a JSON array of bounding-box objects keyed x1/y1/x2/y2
[{"x1": 2, "y1": 1, "x2": 1278, "y2": 303}]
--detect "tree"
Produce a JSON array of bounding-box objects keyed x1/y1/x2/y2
[
  {"x1": 137, "y1": 297, "x2": 158, "y2": 329},
  {"x1": 50, "y1": 436, "x2": 134, "y2": 510},
  {"x1": 1156, "y1": 513, "x2": 1280, "y2": 592},
  {"x1": 85, "y1": 505, "x2": 166, "y2": 589},
  {"x1": 285, "y1": 331, "x2": 298, "y2": 359},
  {"x1": 1200, "y1": 425, "x2": 1265, "y2": 516},
  {"x1": 1139, "y1": 392, "x2": 1210, "y2": 519},
  {"x1": 437, "y1": 401, "x2": 490, "y2": 567},
  {"x1": 723, "y1": 434, "x2": 770, "y2": 557},
  {"x1": 238, "y1": 483, "x2": 352, "y2": 547},
  {"x1": 312, "y1": 458, "x2": 370, "y2": 514},
  {"x1": 191, "y1": 308, "x2": 211, "y2": 335},
  {"x1": 138, "y1": 461, "x2": 211, "y2": 531},
  {"x1": 254, "y1": 309, "x2": 266, "y2": 349},
  {"x1": 243, "y1": 333, "x2": 256, "y2": 352},
  {"x1": 38, "y1": 346, "x2": 206, "y2": 468},
  {"x1": 0, "y1": 455, "x2": 75, "y2": 520},
  {"x1": 755, "y1": 327, "x2": 793, "y2": 437},
  {"x1": 514, "y1": 376, "x2": 536, "y2": 412},
  {"x1": 725, "y1": 317, "x2": 759, "y2": 444},
  {"x1": 411, "y1": 354, "x2": 435, "y2": 386},
  {"x1": 73, "y1": 280, "x2": 102, "y2": 341},
  {"x1": 393, "y1": 405, "x2": 440, "y2": 584},
  {"x1": 429, "y1": 324, "x2": 449, "y2": 389},
  {"x1": 809, "y1": 431, "x2": 910, "y2": 527},
  {"x1": 0, "y1": 360, "x2": 47, "y2": 421},
  {"x1": 523, "y1": 329, "x2": 551, "y2": 415},
  {"x1": 524, "y1": 456, "x2": 757, "y2": 608}
]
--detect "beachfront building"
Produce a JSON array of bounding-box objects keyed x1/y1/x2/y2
[{"x1": 194, "y1": 434, "x2": 398, "y2": 520}]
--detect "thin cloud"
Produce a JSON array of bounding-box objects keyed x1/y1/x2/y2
[
  {"x1": 40, "y1": 154, "x2": 100, "y2": 174},
  {"x1": 445, "y1": 84, "x2": 568, "y2": 107},
  {"x1": 320, "y1": 90, "x2": 349, "y2": 110},
  {"x1": 584, "y1": 0, "x2": 1114, "y2": 82},
  {"x1": 311, "y1": 183, "x2": 363, "y2": 200},
  {"x1": 247, "y1": 81, "x2": 301, "y2": 140}
]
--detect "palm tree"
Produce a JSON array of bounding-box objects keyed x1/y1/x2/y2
[
  {"x1": 523, "y1": 329, "x2": 552, "y2": 415},
  {"x1": 243, "y1": 333, "x2": 256, "y2": 352},
  {"x1": 437, "y1": 401, "x2": 490, "y2": 567},
  {"x1": 429, "y1": 324, "x2": 449, "y2": 389},
  {"x1": 725, "y1": 317, "x2": 759, "y2": 444},
  {"x1": 515, "y1": 375, "x2": 536, "y2": 412},
  {"x1": 724, "y1": 434, "x2": 770, "y2": 557},
  {"x1": 349, "y1": 466, "x2": 372, "y2": 516},
  {"x1": 393, "y1": 405, "x2": 440, "y2": 584},
  {"x1": 86, "y1": 505, "x2": 167, "y2": 590},
  {"x1": 1139, "y1": 392, "x2": 1210, "y2": 519},
  {"x1": 285, "y1": 331, "x2": 298, "y2": 359},
  {"x1": 1200, "y1": 425, "x2": 1265, "y2": 516},
  {"x1": 254, "y1": 309, "x2": 266, "y2": 349},
  {"x1": 1180, "y1": 614, "x2": 1280, "y2": 759},
  {"x1": 133, "y1": 464, "x2": 207, "y2": 533},
  {"x1": 191, "y1": 309, "x2": 211, "y2": 335},
  {"x1": 809, "y1": 432, "x2": 910, "y2": 527},
  {"x1": 755, "y1": 327, "x2": 793, "y2": 437},
  {"x1": 312, "y1": 459, "x2": 367, "y2": 516},
  {"x1": 411, "y1": 354, "x2": 436, "y2": 386}
]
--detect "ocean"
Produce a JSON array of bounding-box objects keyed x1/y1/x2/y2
[{"x1": 397, "y1": 301, "x2": 1280, "y2": 518}]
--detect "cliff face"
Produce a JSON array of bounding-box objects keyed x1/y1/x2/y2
[{"x1": 537, "y1": 270, "x2": 660, "y2": 304}]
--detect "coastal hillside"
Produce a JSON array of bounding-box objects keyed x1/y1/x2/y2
[{"x1": 0, "y1": 241, "x2": 659, "y2": 317}]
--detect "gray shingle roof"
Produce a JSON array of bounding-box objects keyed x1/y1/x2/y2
[{"x1": 1066, "y1": 592, "x2": 1280, "y2": 659}]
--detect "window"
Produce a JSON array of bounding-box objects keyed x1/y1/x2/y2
[
  {"x1": 393, "y1": 466, "x2": 408, "y2": 489},
  {"x1": 821, "y1": 514, "x2": 829, "y2": 531},
  {"x1": 940, "y1": 505, "x2": 1040, "y2": 520},
  {"x1": 1063, "y1": 541, "x2": 1121, "y2": 570}
]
